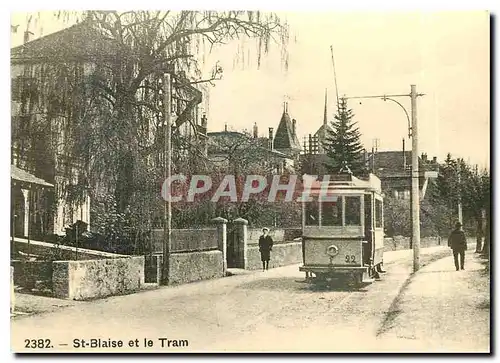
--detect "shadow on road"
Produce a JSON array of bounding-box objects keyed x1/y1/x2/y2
[{"x1": 237, "y1": 277, "x2": 370, "y2": 293}]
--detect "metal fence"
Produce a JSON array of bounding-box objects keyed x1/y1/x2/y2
[{"x1": 150, "y1": 228, "x2": 219, "y2": 253}]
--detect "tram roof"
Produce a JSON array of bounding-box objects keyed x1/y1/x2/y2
[{"x1": 303, "y1": 173, "x2": 382, "y2": 195}]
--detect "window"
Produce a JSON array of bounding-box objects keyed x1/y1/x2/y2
[
  {"x1": 375, "y1": 199, "x2": 383, "y2": 228},
  {"x1": 322, "y1": 198, "x2": 342, "y2": 226},
  {"x1": 345, "y1": 196, "x2": 361, "y2": 226},
  {"x1": 11, "y1": 76, "x2": 38, "y2": 103},
  {"x1": 305, "y1": 201, "x2": 319, "y2": 226}
]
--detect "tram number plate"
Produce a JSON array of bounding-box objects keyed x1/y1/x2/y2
[{"x1": 345, "y1": 255, "x2": 356, "y2": 263}]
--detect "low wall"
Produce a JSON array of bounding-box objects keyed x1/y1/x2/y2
[
  {"x1": 11, "y1": 260, "x2": 53, "y2": 291},
  {"x1": 53, "y1": 256, "x2": 144, "y2": 300},
  {"x1": 14, "y1": 238, "x2": 128, "y2": 261},
  {"x1": 247, "y1": 228, "x2": 285, "y2": 246},
  {"x1": 246, "y1": 242, "x2": 302, "y2": 270},
  {"x1": 383, "y1": 236, "x2": 476, "y2": 252},
  {"x1": 149, "y1": 250, "x2": 224, "y2": 285}
]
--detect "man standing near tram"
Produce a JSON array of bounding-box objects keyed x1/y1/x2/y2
[
  {"x1": 259, "y1": 227, "x2": 274, "y2": 271},
  {"x1": 448, "y1": 222, "x2": 468, "y2": 271}
]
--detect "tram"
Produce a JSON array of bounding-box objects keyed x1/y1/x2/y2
[{"x1": 300, "y1": 172, "x2": 385, "y2": 286}]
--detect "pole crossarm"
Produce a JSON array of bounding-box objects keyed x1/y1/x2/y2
[
  {"x1": 344, "y1": 92, "x2": 424, "y2": 139},
  {"x1": 381, "y1": 96, "x2": 412, "y2": 139}
]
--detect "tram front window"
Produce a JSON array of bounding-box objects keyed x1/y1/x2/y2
[
  {"x1": 305, "y1": 201, "x2": 319, "y2": 226},
  {"x1": 345, "y1": 196, "x2": 361, "y2": 226},
  {"x1": 322, "y1": 198, "x2": 342, "y2": 226}
]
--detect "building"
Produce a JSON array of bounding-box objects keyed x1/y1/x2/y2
[
  {"x1": 367, "y1": 150, "x2": 439, "y2": 200},
  {"x1": 272, "y1": 102, "x2": 302, "y2": 161},
  {"x1": 11, "y1": 20, "x2": 209, "y2": 236},
  {"x1": 206, "y1": 125, "x2": 293, "y2": 175},
  {"x1": 206, "y1": 102, "x2": 303, "y2": 174}
]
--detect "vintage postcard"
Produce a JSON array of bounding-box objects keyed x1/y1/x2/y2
[{"x1": 9, "y1": 10, "x2": 490, "y2": 353}]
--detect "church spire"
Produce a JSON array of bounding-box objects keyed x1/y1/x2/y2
[{"x1": 323, "y1": 88, "x2": 328, "y2": 125}]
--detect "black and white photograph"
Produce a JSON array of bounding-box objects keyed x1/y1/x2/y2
[{"x1": 8, "y1": 9, "x2": 490, "y2": 353}]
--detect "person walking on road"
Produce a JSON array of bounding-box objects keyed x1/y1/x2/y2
[
  {"x1": 259, "y1": 227, "x2": 274, "y2": 271},
  {"x1": 448, "y1": 222, "x2": 467, "y2": 271}
]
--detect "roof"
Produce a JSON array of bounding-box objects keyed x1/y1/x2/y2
[
  {"x1": 314, "y1": 123, "x2": 332, "y2": 140},
  {"x1": 368, "y1": 150, "x2": 439, "y2": 177},
  {"x1": 11, "y1": 165, "x2": 54, "y2": 187},
  {"x1": 273, "y1": 109, "x2": 301, "y2": 151},
  {"x1": 207, "y1": 131, "x2": 289, "y2": 158},
  {"x1": 11, "y1": 20, "x2": 121, "y2": 63},
  {"x1": 370, "y1": 151, "x2": 413, "y2": 172}
]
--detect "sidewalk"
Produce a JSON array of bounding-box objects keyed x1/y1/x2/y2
[{"x1": 378, "y1": 249, "x2": 490, "y2": 352}]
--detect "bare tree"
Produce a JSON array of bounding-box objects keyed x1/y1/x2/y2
[{"x1": 12, "y1": 10, "x2": 290, "y2": 247}]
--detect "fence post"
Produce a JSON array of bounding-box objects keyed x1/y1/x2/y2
[
  {"x1": 10, "y1": 266, "x2": 15, "y2": 314},
  {"x1": 212, "y1": 217, "x2": 228, "y2": 275},
  {"x1": 156, "y1": 255, "x2": 162, "y2": 285},
  {"x1": 233, "y1": 218, "x2": 248, "y2": 269}
]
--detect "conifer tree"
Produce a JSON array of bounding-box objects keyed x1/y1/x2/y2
[{"x1": 323, "y1": 97, "x2": 365, "y2": 174}]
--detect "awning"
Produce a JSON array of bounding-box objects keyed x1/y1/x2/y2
[{"x1": 11, "y1": 165, "x2": 54, "y2": 188}]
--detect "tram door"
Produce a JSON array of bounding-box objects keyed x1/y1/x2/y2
[{"x1": 363, "y1": 194, "x2": 374, "y2": 265}]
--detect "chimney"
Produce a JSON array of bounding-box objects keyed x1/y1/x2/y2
[
  {"x1": 292, "y1": 119, "x2": 297, "y2": 136},
  {"x1": 253, "y1": 122, "x2": 258, "y2": 138},
  {"x1": 402, "y1": 138, "x2": 406, "y2": 171},
  {"x1": 224, "y1": 123, "x2": 228, "y2": 132},
  {"x1": 268, "y1": 127, "x2": 274, "y2": 150}
]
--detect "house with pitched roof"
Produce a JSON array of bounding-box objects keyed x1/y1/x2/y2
[{"x1": 11, "y1": 20, "x2": 209, "y2": 237}]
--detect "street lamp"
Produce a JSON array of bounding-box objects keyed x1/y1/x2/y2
[{"x1": 345, "y1": 85, "x2": 424, "y2": 272}]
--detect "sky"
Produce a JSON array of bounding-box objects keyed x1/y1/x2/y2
[{"x1": 10, "y1": 11, "x2": 490, "y2": 168}]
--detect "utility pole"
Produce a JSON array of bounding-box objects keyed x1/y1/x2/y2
[
  {"x1": 345, "y1": 84, "x2": 424, "y2": 272},
  {"x1": 410, "y1": 84, "x2": 421, "y2": 272},
  {"x1": 161, "y1": 74, "x2": 172, "y2": 286},
  {"x1": 457, "y1": 164, "x2": 463, "y2": 224}
]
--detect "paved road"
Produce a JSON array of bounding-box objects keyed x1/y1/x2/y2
[{"x1": 11, "y1": 246, "x2": 452, "y2": 353}]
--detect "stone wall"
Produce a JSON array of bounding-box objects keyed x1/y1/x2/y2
[
  {"x1": 383, "y1": 236, "x2": 476, "y2": 252},
  {"x1": 247, "y1": 228, "x2": 285, "y2": 246},
  {"x1": 246, "y1": 242, "x2": 302, "y2": 270},
  {"x1": 52, "y1": 256, "x2": 144, "y2": 300},
  {"x1": 148, "y1": 250, "x2": 224, "y2": 285},
  {"x1": 11, "y1": 260, "x2": 53, "y2": 291}
]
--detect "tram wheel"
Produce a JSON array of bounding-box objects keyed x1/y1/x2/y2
[{"x1": 353, "y1": 273, "x2": 363, "y2": 287}]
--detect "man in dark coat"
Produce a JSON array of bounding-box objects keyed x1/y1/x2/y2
[
  {"x1": 259, "y1": 227, "x2": 274, "y2": 271},
  {"x1": 448, "y1": 222, "x2": 468, "y2": 271}
]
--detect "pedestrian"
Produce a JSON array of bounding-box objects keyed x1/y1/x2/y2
[
  {"x1": 259, "y1": 227, "x2": 273, "y2": 271},
  {"x1": 448, "y1": 222, "x2": 467, "y2": 271}
]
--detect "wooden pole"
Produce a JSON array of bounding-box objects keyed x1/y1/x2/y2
[
  {"x1": 410, "y1": 85, "x2": 421, "y2": 272},
  {"x1": 161, "y1": 74, "x2": 172, "y2": 286}
]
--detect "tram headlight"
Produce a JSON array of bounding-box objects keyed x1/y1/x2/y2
[{"x1": 326, "y1": 244, "x2": 339, "y2": 257}]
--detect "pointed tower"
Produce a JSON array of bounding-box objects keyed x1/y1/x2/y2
[
  {"x1": 273, "y1": 101, "x2": 302, "y2": 158},
  {"x1": 314, "y1": 88, "x2": 332, "y2": 154}
]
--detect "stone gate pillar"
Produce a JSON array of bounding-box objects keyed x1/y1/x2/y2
[
  {"x1": 233, "y1": 218, "x2": 248, "y2": 269},
  {"x1": 21, "y1": 189, "x2": 30, "y2": 237},
  {"x1": 212, "y1": 217, "x2": 228, "y2": 275}
]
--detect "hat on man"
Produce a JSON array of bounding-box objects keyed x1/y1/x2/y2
[
  {"x1": 262, "y1": 227, "x2": 270, "y2": 232},
  {"x1": 455, "y1": 222, "x2": 462, "y2": 228}
]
